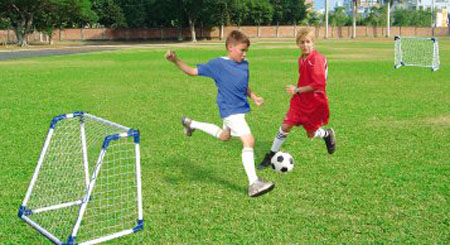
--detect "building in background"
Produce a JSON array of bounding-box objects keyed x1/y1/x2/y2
[
  {"x1": 359, "y1": 0, "x2": 381, "y2": 8},
  {"x1": 315, "y1": 0, "x2": 381, "y2": 15},
  {"x1": 393, "y1": 0, "x2": 449, "y2": 27},
  {"x1": 313, "y1": 0, "x2": 449, "y2": 27},
  {"x1": 395, "y1": 0, "x2": 449, "y2": 10},
  {"x1": 436, "y1": 7, "x2": 448, "y2": 27}
]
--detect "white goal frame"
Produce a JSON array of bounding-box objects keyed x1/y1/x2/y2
[
  {"x1": 394, "y1": 36, "x2": 440, "y2": 71},
  {"x1": 18, "y1": 112, "x2": 144, "y2": 244}
]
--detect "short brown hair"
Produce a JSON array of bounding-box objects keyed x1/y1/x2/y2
[
  {"x1": 296, "y1": 28, "x2": 315, "y2": 45},
  {"x1": 225, "y1": 30, "x2": 250, "y2": 49}
]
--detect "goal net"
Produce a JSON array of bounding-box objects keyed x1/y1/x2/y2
[
  {"x1": 18, "y1": 112, "x2": 143, "y2": 244},
  {"x1": 394, "y1": 36, "x2": 440, "y2": 71}
]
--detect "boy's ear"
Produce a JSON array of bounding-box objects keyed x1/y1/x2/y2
[{"x1": 226, "y1": 43, "x2": 233, "y2": 51}]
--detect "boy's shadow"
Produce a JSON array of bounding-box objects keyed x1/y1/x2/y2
[
  {"x1": 254, "y1": 140, "x2": 274, "y2": 159},
  {"x1": 161, "y1": 137, "x2": 274, "y2": 195},
  {"x1": 162, "y1": 156, "x2": 243, "y2": 194}
]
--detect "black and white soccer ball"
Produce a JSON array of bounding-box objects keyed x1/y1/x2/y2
[{"x1": 271, "y1": 152, "x2": 294, "y2": 173}]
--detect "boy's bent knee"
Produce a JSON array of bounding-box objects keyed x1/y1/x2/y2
[
  {"x1": 306, "y1": 131, "x2": 315, "y2": 138},
  {"x1": 240, "y1": 134, "x2": 254, "y2": 148},
  {"x1": 281, "y1": 124, "x2": 294, "y2": 132},
  {"x1": 219, "y1": 135, "x2": 231, "y2": 141},
  {"x1": 218, "y1": 129, "x2": 231, "y2": 141}
]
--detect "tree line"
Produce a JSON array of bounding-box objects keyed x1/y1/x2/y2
[
  {"x1": 330, "y1": 6, "x2": 432, "y2": 28},
  {"x1": 0, "y1": 0, "x2": 438, "y2": 46}
]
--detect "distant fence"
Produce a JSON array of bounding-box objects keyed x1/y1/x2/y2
[{"x1": 0, "y1": 25, "x2": 449, "y2": 43}]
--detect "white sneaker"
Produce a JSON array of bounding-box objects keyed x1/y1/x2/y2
[{"x1": 248, "y1": 178, "x2": 275, "y2": 197}]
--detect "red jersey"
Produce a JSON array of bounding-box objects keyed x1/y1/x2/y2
[{"x1": 283, "y1": 50, "x2": 329, "y2": 132}]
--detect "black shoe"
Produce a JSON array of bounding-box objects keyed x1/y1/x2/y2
[
  {"x1": 324, "y1": 129, "x2": 336, "y2": 154},
  {"x1": 181, "y1": 116, "x2": 195, "y2": 136},
  {"x1": 257, "y1": 152, "x2": 275, "y2": 170}
]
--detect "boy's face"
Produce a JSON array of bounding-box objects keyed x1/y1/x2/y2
[
  {"x1": 227, "y1": 43, "x2": 248, "y2": 63},
  {"x1": 298, "y1": 36, "x2": 314, "y2": 56}
]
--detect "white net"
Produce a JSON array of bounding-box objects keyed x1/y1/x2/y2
[
  {"x1": 20, "y1": 113, "x2": 143, "y2": 244},
  {"x1": 394, "y1": 36, "x2": 440, "y2": 71}
]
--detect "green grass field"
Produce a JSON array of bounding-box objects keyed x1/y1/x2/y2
[{"x1": 1, "y1": 38, "x2": 449, "y2": 243}]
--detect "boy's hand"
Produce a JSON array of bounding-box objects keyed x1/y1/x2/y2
[
  {"x1": 252, "y1": 96, "x2": 263, "y2": 107},
  {"x1": 285, "y1": 85, "x2": 296, "y2": 95},
  {"x1": 165, "y1": 50, "x2": 177, "y2": 62}
]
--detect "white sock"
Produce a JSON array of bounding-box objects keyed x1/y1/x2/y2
[
  {"x1": 314, "y1": 128, "x2": 328, "y2": 138},
  {"x1": 190, "y1": 120, "x2": 223, "y2": 138},
  {"x1": 242, "y1": 147, "x2": 258, "y2": 185},
  {"x1": 270, "y1": 127, "x2": 289, "y2": 152}
]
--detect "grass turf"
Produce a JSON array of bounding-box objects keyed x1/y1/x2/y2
[{"x1": 1, "y1": 38, "x2": 449, "y2": 243}]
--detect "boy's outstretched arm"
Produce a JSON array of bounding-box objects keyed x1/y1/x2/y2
[
  {"x1": 165, "y1": 50, "x2": 198, "y2": 76},
  {"x1": 247, "y1": 87, "x2": 263, "y2": 107}
]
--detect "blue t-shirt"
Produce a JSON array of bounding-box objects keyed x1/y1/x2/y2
[{"x1": 197, "y1": 57, "x2": 250, "y2": 118}]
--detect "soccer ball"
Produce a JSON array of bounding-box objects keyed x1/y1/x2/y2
[{"x1": 271, "y1": 152, "x2": 294, "y2": 173}]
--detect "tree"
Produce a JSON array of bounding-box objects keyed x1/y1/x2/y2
[
  {"x1": 393, "y1": 8, "x2": 410, "y2": 35},
  {"x1": 66, "y1": 0, "x2": 98, "y2": 27},
  {"x1": 366, "y1": 6, "x2": 382, "y2": 37},
  {"x1": 0, "y1": 0, "x2": 97, "y2": 46},
  {"x1": 230, "y1": 0, "x2": 248, "y2": 27},
  {"x1": 330, "y1": 6, "x2": 347, "y2": 38},
  {"x1": 118, "y1": 0, "x2": 149, "y2": 28},
  {"x1": 377, "y1": 5, "x2": 388, "y2": 36},
  {"x1": 206, "y1": 0, "x2": 231, "y2": 40},
  {"x1": 270, "y1": 0, "x2": 283, "y2": 25},
  {"x1": 325, "y1": 0, "x2": 328, "y2": 38},
  {"x1": 171, "y1": 0, "x2": 204, "y2": 42},
  {"x1": 0, "y1": 0, "x2": 50, "y2": 46},
  {"x1": 146, "y1": 0, "x2": 180, "y2": 28},
  {"x1": 33, "y1": 3, "x2": 62, "y2": 44},
  {"x1": 283, "y1": 0, "x2": 307, "y2": 25},
  {"x1": 411, "y1": 9, "x2": 431, "y2": 27},
  {"x1": 92, "y1": 0, "x2": 126, "y2": 28},
  {"x1": 0, "y1": 16, "x2": 11, "y2": 44},
  {"x1": 306, "y1": 10, "x2": 321, "y2": 26},
  {"x1": 34, "y1": 0, "x2": 97, "y2": 44},
  {"x1": 0, "y1": 17, "x2": 10, "y2": 29},
  {"x1": 246, "y1": 0, "x2": 273, "y2": 26}
]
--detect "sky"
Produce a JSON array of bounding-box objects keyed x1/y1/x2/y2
[{"x1": 314, "y1": 0, "x2": 338, "y2": 10}]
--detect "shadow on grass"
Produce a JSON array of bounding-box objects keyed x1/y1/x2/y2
[
  {"x1": 254, "y1": 140, "x2": 274, "y2": 161},
  {"x1": 163, "y1": 156, "x2": 244, "y2": 194}
]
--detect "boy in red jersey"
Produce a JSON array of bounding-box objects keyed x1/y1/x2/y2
[{"x1": 258, "y1": 28, "x2": 336, "y2": 170}]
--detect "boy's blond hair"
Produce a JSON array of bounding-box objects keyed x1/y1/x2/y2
[
  {"x1": 225, "y1": 30, "x2": 250, "y2": 49},
  {"x1": 296, "y1": 28, "x2": 315, "y2": 45}
]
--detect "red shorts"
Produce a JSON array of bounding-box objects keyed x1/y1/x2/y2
[{"x1": 283, "y1": 103, "x2": 329, "y2": 132}]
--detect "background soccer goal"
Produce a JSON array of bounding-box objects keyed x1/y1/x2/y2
[
  {"x1": 394, "y1": 36, "x2": 440, "y2": 71},
  {"x1": 18, "y1": 112, "x2": 143, "y2": 244}
]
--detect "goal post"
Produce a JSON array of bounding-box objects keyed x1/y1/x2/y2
[
  {"x1": 394, "y1": 36, "x2": 440, "y2": 71},
  {"x1": 18, "y1": 112, "x2": 144, "y2": 245}
]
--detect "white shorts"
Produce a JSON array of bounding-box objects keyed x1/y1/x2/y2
[{"x1": 222, "y1": 113, "x2": 252, "y2": 137}]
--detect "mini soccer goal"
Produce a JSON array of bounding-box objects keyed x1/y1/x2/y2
[
  {"x1": 394, "y1": 36, "x2": 440, "y2": 71},
  {"x1": 18, "y1": 112, "x2": 143, "y2": 244}
]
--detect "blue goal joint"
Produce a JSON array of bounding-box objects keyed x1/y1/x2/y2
[
  {"x1": 50, "y1": 111, "x2": 85, "y2": 128},
  {"x1": 133, "y1": 219, "x2": 144, "y2": 233},
  {"x1": 18, "y1": 205, "x2": 33, "y2": 217}
]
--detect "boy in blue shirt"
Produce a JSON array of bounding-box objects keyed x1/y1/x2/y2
[{"x1": 165, "y1": 30, "x2": 274, "y2": 197}]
